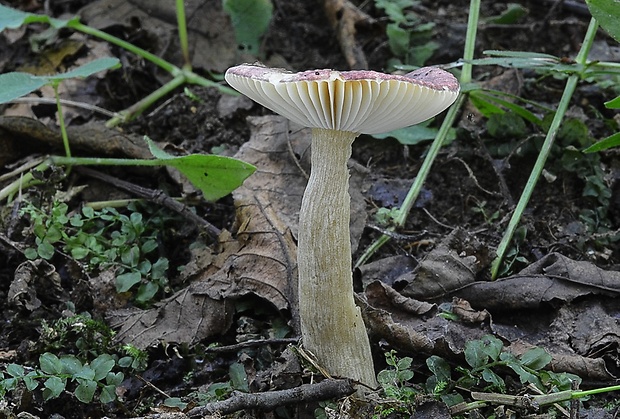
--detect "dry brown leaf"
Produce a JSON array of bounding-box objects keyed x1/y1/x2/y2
[{"x1": 109, "y1": 115, "x2": 369, "y2": 347}]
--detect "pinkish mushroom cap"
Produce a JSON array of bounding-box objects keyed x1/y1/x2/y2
[{"x1": 225, "y1": 64, "x2": 460, "y2": 135}]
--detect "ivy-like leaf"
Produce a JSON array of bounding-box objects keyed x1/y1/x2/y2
[
  {"x1": 39, "y1": 353, "x2": 63, "y2": 375},
  {"x1": 91, "y1": 354, "x2": 115, "y2": 381},
  {"x1": 75, "y1": 379, "x2": 97, "y2": 403},
  {"x1": 519, "y1": 347, "x2": 552, "y2": 371},
  {"x1": 43, "y1": 376, "x2": 65, "y2": 400}
]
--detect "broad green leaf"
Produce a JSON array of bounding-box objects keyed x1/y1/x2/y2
[
  {"x1": 136, "y1": 281, "x2": 159, "y2": 303},
  {"x1": 0, "y1": 72, "x2": 47, "y2": 104},
  {"x1": 371, "y1": 120, "x2": 456, "y2": 145},
  {"x1": 0, "y1": 4, "x2": 79, "y2": 30},
  {"x1": 487, "y1": 112, "x2": 528, "y2": 139},
  {"x1": 75, "y1": 379, "x2": 97, "y2": 403},
  {"x1": 116, "y1": 270, "x2": 142, "y2": 292},
  {"x1": 50, "y1": 57, "x2": 121, "y2": 80},
  {"x1": 464, "y1": 340, "x2": 487, "y2": 369},
  {"x1": 481, "y1": 368, "x2": 505, "y2": 390},
  {"x1": 484, "y1": 3, "x2": 528, "y2": 24},
  {"x1": 91, "y1": 354, "x2": 115, "y2": 381},
  {"x1": 100, "y1": 384, "x2": 117, "y2": 403},
  {"x1": 144, "y1": 137, "x2": 256, "y2": 201},
  {"x1": 605, "y1": 95, "x2": 620, "y2": 109},
  {"x1": 39, "y1": 352, "x2": 62, "y2": 375},
  {"x1": 584, "y1": 132, "x2": 620, "y2": 153},
  {"x1": 0, "y1": 58, "x2": 120, "y2": 104},
  {"x1": 586, "y1": 0, "x2": 620, "y2": 42},
  {"x1": 164, "y1": 397, "x2": 188, "y2": 409},
  {"x1": 23, "y1": 372, "x2": 39, "y2": 391},
  {"x1": 519, "y1": 347, "x2": 552, "y2": 370},
  {"x1": 229, "y1": 362, "x2": 249, "y2": 392},
  {"x1": 75, "y1": 365, "x2": 96, "y2": 381},
  {"x1": 6, "y1": 363, "x2": 24, "y2": 378},
  {"x1": 426, "y1": 355, "x2": 451, "y2": 383},
  {"x1": 43, "y1": 376, "x2": 65, "y2": 400},
  {"x1": 60, "y1": 356, "x2": 82, "y2": 375},
  {"x1": 106, "y1": 371, "x2": 125, "y2": 386},
  {"x1": 479, "y1": 335, "x2": 504, "y2": 362},
  {"x1": 386, "y1": 23, "x2": 410, "y2": 56},
  {"x1": 223, "y1": 0, "x2": 273, "y2": 54}
]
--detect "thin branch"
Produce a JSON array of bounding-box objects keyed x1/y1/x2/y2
[{"x1": 187, "y1": 379, "x2": 355, "y2": 417}]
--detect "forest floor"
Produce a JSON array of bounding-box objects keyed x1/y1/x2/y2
[{"x1": 1, "y1": 0, "x2": 620, "y2": 417}]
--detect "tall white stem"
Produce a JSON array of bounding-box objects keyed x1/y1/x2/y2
[{"x1": 298, "y1": 128, "x2": 377, "y2": 387}]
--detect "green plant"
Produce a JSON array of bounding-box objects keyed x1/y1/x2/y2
[
  {"x1": 374, "y1": 350, "x2": 417, "y2": 417},
  {"x1": 20, "y1": 200, "x2": 177, "y2": 303},
  {"x1": 426, "y1": 335, "x2": 580, "y2": 407},
  {"x1": 0, "y1": 352, "x2": 124, "y2": 404},
  {"x1": 375, "y1": 0, "x2": 439, "y2": 69}
]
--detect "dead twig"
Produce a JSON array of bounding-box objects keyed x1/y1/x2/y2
[
  {"x1": 204, "y1": 338, "x2": 299, "y2": 353},
  {"x1": 187, "y1": 379, "x2": 355, "y2": 417}
]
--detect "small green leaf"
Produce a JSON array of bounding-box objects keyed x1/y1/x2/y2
[
  {"x1": 223, "y1": 0, "x2": 273, "y2": 54},
  {"x1": 135, "y1": 281, "x2": 159, "y2": 303},
  {"x1": 229, "y1": 362, "x2": 249, "y2": 392},
  {"x1": 164, "y1": 397, "x2": 188, "y2": 409},
  {"x1": 605, "y1": 95, "x2": 620, "y2": 109},
  {"x1": 480, "y1": 335, "x2": 503, "y2": 362},
  {"x1": 100, "y1": 384, "x2": 117, "y2": 403},
  {"x1": 40, "y1": 353, "x2": 62, "y2": 375},
  {"x1": 0, "y1": 58, "x2": 120, "y2": 104},
  {"x1": 23, "y1": 372, "x2": 39, "y2": 391},
  {"x1": 74, "y1": 379, "x2": 97, "y2": 403},
  {"x1": 487, "y1": 112, "x2": 528, "y2": 139},
  {"x1": 586, "y1": 0, "x2": 620, "y2": 43},
  {"x1": 519, "y1": 347, "x2": 551, "y2": 370},
  {"x1": 0, "y1": 72, "x2": 48, "y2": 104},
  {"x1": 106, "y1": 371, "x2": 125, "y2": 386},
  {"x1": 485, "y1": 3, "x2": 528, "y2": 24},
  {"x1": 464, "y1": 340, "x2": 487, "y2": 369},
  {"x1": 43, "y1": 376, "x2": 65, "y2": 400},
  {"x1": 144, "y1": 136, "x2": 256, "y2": 201},
  {"x1": 60, "y1": 356, "x2": 82, "y2": 375},
  {"x1": 116, "y1": 271, "x2": 142, "y2": 292},
  {"x1": 91, "y1": 354, "x2": 115, "y2": 381},
  {"x1": 426, "y1": 355, "x2": 451, "y2": 383},
  {"x1": 584, "y1": 132, "x2": 620, "y2": 153},
  {"x1": 151, "y1": 257, "x2": 169, "y2": 279},
  {"x1": 481, "y1": 368, "x2": 505, "y2": 390},
  {"x1": 6, "y1": 363, "x2": 24, "y2": 378},
  {"x1": 75, "y1": 365, "x2": 96, "y2": 381}
]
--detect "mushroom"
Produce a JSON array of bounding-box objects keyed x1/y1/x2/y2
[{"x1": 225, "y1": 64, "x2": 460, "y2": 388}]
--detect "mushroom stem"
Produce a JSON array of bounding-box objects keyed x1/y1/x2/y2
[{"x1": 298, "y1": 127, "x2": 377, "y2": 388}]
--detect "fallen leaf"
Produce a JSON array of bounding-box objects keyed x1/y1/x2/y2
[{"x1": 109, "y1": 115, "x2": 369, "y2": 347}]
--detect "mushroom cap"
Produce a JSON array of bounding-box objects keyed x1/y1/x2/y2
[{"x1": 225, "y1": 64, "x2": 460, "y2": 135}]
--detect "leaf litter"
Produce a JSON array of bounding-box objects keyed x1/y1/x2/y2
[{"x1": 2, "y1": 0, "x2": 620, "y2": 416}]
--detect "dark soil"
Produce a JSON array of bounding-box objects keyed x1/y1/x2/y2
[{"x1": 1, "y1": 0, "x2": 620, "y2": 418}]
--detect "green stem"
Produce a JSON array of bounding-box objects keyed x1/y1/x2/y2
[
  {"x1": 490, "y1": 18, "x2": 599, "y2": 279},
  {"x1": 69, "y1": 21, "x2": 181, "y2": 76},
  {"x1": 176, "y1": 0, "x2": 191, "y2": 69},
  {"x1": 354, "y1": 0, "x2": 480, "y2": 267},
  {"x1": 50, "y1": 156, "x2": 164, "y2": 167},
  {"x1": 106, "y1": 74, "x2": 187, "y2": 127},
  {"x1": 52, "y1": 81, "x2": 71, "y2": 159}
]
